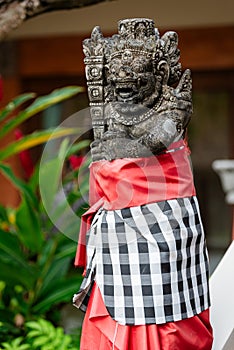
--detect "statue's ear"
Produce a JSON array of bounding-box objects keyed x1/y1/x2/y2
[
  {"x1": 161, "y1": 31, "x2": 181, "y2": 85},
  {"x1": 157, "y1": 60, "x2": 170, "y2": 85}
]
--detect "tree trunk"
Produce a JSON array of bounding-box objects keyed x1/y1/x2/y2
[{"x1": 0, "y1": 0, "x2": 113, "y2": 40}]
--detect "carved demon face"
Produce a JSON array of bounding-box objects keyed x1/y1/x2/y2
[{"x1": 106, "y1": 50, "x2": 160, "y2": 107}]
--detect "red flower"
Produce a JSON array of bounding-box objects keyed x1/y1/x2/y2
[
  {"x1": 69, "y1": 155, "x2": 84, "y2": 170},
  {"x1": 14, "y1": 129, "x2": 34, "y2": 179}
]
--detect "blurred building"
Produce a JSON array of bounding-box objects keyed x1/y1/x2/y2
[{"x1": 0, "y1": 0, "x2": 234, "y2": 269}]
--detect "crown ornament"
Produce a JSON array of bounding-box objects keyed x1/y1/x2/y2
[
  {"x1": 83, "y1": 18, "x2": 192, "y2": 158},
  {"x1": 83, "y1": 18, "x2": 181, "y2": 83},
  {"x1": 83, "y1": 19, "x2": 183, "y2": 140}
]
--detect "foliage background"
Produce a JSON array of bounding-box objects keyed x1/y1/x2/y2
[{"x1": 0, "y1": 87, "x2": 90, "y2": 348}]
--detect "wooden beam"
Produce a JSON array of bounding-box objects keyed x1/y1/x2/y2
[
  {"x1": 18, "y1": 26, "x2": 234, "y2": 77},
  {"x1": 18, "y1": 35, "x2": 87, "y2": 77},
  {"x1": 192, "y1": 70, "x2": 234, "y2": 90},
  {"x1": 176, "y1": 26, "x2": 234, "y2": 71}
]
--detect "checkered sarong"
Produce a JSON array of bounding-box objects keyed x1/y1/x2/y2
[{"x1": 74, "y1": 196, "x2": 210, "y2": 325}]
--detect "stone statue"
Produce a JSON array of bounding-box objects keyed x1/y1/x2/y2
[
  {"x1": 83, "y1": 18, "x2": 192, "y2": 161},
  {"x1": 74, "y1": 18, "x2": 213, "y2": 350}
]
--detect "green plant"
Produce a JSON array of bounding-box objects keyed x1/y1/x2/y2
[
  {"x1": 0, "y1": 88, "x2": 90, "y2": 342},
  {"x1": 0, "y1": 319, "x2": 80, "y2": 350},
  {"x1": 0, "y1": 337, "x2": 30, "y2": 350},
  {"x1": 0, "y1": 87, "x2": 82, "y2": 161},
  {"x1": 27, "y1": 319, "x2": 78, "y2": 350}
]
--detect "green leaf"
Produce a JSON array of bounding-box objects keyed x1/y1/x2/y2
[
  {"x1": 26, "y1": 319, "x2": 55, "y2": 341},
  {"x1": 0, "y1": 230, "x2": 27, "y2": 266},
  {"x1": 18, "y1": 345, "x2": 30, "y2": 350},
  {"x1": 0, "y1": 127, "x2": 79, "y2": 161},
  {"x1": 39, "y1": 138, "x2": 90, "y2": 241},
  {"x1": 26, "y1": 320, "x2": 43, "y2": 331},
  {"x1": 27, "y1": 163, "x2": 39, "y2": 192},
  {"x1": 31, "y1": 335, "x2": 49, "y2": 347},
  {"x1": 0, "y1": 263, "x2": 33, "y2": 290},
  {"x1": 32, "y1": 278, "x2": 79, "y2": 313},
  {"x1": 15, "y1": 196, "x2": 43, "y2": 253},
  {"x1": 1, "y1": 336, "x2": 30, "y2": 350},
  {"x1": 0, "y1": 344, "x2": 11, "y2": 350},
  {"x1": 0, "y1": 93, "x2": 35, "y2": 123},
  {"x1": 37, "y1": 255, "x2": 72, "y2": 297},
  {"x1": 26, "y1": 329, "x2": 41, "y2": 338},
  {"x1": 37, "y1": 240, "x2": 56, "y2": 268},
  {"x1": 66, "y1": 139, "x2": 90, "y2": 158},
  {"x1": 39, "y1": 138, "x2": 69, "y2": 219},
  {"x1": 54, "y1": 241, "x2": 76, "y2": 261},
  {"x1": 0, "y1": 204, "x2": 8, "y2": 221},
  {"x1": 26, "y1": 319, "x2": 75, "y2": 350},
  {"x1": 41, "y1": 346, "x2": 53, "y2": 350},
  {"x1": 0, "y1": 164, "x2": 37, "y2": 206},
  {"x1": 0, "y1": 229, "x2": 36, "y2": 287},
  {"x1": 40, "y1": 138, "x2": 69, "y2": 211},
  {"x1": 53, "y1": 331, "x2": 71, "y2": 348},
  {"x1": 0, "y1": 86, "x2": 83, "y2": 139},
  {"x1": 35, "y1": 238, "x2": 75, "y2": 298}
]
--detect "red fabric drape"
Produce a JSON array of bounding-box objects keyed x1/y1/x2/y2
[
  {"x1": 75, "y1": 140, "x2": 195, "y2": 267},
  {"x1": 89, "y1": 140, "x2": 195, "y2": 210},
  {"x1": 80, "y1": 283, "x2": 213, "y2": 350},
  {"x1": 76, "y1": 139, "x2": 213, "y2": 349}
]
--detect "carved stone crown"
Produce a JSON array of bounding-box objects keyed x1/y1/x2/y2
[
  {"x1": 118, "y1": 18, "x2": 155, "y2": 38},
  {"x1": 109, "y1": 18, "x2": 158, "y2": 58},
  {"x1": 83, "y1": 18, "x2": 183, "y2": 139},
  {"x1": 83, "y1": 18, "x2": 182, "y2": 88}
]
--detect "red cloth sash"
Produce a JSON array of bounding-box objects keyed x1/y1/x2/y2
[{"x1": 75, "y1": 139, "x2": 195, "y2": 267}]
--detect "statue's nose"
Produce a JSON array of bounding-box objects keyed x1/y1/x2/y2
[{"x1": 118, "y1": 66, "x2": 133, "y2": 78}]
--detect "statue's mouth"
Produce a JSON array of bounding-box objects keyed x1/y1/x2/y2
[{"x1": 115, "y1": 82, "x2": 138, "y2": 100}]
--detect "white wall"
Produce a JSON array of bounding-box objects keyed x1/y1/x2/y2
[
  {"x1": 210, "y1": 242, "x2": 234, "y2": 350},
  {"x1": 10, "y1": 0, "x2": 234, "y2": 38}
]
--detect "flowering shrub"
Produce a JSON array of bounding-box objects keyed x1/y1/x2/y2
[{"x1": 0, "y1": 87, "x2": 90, "y2": 343}]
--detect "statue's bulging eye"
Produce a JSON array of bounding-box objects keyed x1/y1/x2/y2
[
  {"x1": 132, "y1": 62, "x2": 144, "y2": 73},
  {"x1": 109, "y1": 59, "x2": 121, "y2": 75},
  {"x1": 132, "y1": 58, "x2": 149, "y2": 73},
  {"x1": 132, "y1": 57, "x2": 153, "y2": 74},
  {"x1": 110, "y1": 66, "x2": 120, "y2": 76}
]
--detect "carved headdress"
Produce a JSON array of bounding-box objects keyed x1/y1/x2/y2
[{"x1": 83, "y1": 18, "x2": 184, "y2": 140}]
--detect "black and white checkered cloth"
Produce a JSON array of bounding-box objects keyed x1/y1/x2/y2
[{"x1": 74, "y1": 196, "x2": 210, "y2": 325}]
